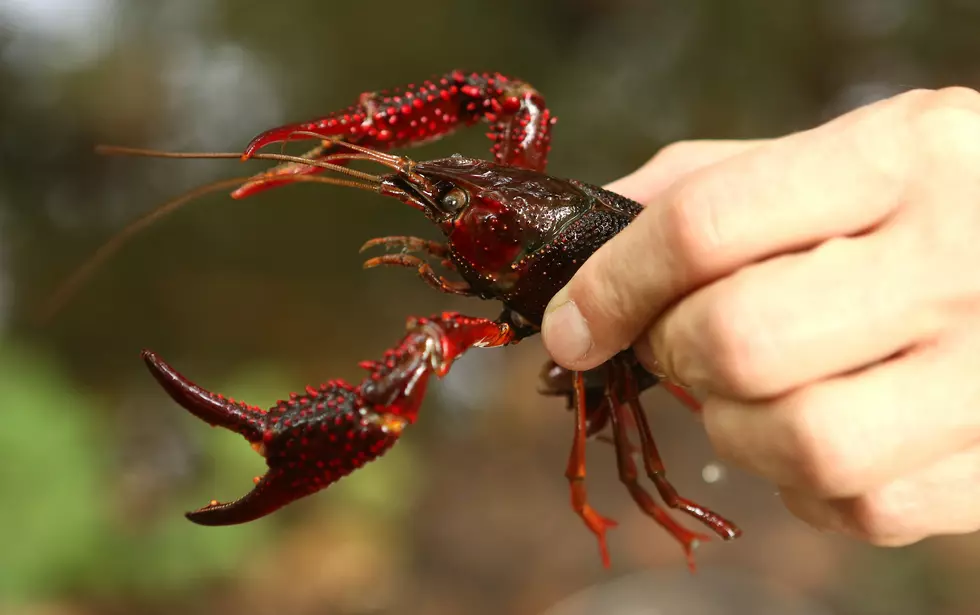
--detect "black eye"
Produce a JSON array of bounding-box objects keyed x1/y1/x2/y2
[{"x1": 441, "y1": 187, "x2": 468, "y2": 212}]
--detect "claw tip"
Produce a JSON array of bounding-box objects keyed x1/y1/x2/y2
[
  {"x1": 140, "y1": 349, "x2": 161, "y2": 369},
  {"x1": 241, "y1": 140, "x2": 260, "y2": 161},
  {"x1": 185, "y1": 503, "x2": 222, "y2": 526}
]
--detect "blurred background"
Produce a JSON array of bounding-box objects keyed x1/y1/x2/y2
[{"x1": 2, "y1": 1, "x2": 979, "y2": 614}]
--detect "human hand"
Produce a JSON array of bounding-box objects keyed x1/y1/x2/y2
[{"x1": 541, "y1": 87, "x2": 980, "y2": 545}]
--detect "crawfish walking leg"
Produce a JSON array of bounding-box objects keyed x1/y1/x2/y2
[
  {"x1": 621, "y1": 365, "x2": 742, "y2": 541},
  {"x1": 606, "y1": 365, "x2": 709, "y2": 572},
  {"x1": 564, "y1": 371, "x2": 618, "y2": 568},
  {"x1": 360, "y1": 236, "x2": 450, "y2": 259},
  {"x1": 362, "y1": 254, "x2": 474, "y2": 296},
  {"x1": 660, "y1": 381, "x2": 704, "y2": 414},
  {"x1": 361, "y1": 236, "x2": 457, "y2": 273}
]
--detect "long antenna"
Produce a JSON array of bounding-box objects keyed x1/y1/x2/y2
[{"x1": 36, "y1": 146, "x2": 391, "y2": 325}]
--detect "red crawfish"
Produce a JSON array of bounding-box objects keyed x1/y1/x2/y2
[{"x1": 44, "y1": 70, "x2": 741, "y2": 571}]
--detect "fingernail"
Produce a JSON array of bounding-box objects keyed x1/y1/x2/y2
[{"x1": 542, "y1": 291, "x2": 593, "y2": 364}]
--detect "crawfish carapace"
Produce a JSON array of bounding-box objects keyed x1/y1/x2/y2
[{"x1": 54, "y1": 70, "x2": 741, "y2": 571}]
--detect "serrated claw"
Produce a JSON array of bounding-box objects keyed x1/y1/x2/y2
[
  {"x1": 143, "y1": 351, "x2": 404, "y2": 525},
  {"x1": 145, "y1": 313, "x2": 515, "y2": 526}
]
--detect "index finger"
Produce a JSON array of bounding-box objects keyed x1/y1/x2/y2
[
  {"x1": 605, "y1": 139, "x2": 770, "y2": 204},
  {"x1": 542, "y1": 89, "x2": 928, "y2": 371}
]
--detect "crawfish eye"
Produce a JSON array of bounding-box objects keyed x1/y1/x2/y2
[{"x1": 440, "y1": 188, "x2": 468, "y2": 213}]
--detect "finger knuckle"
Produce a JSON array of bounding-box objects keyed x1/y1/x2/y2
[
  {"x1": 886, "y1": 87, "x2": 942, "y2": 111},
  {"x1": 700, "y1": 275, "x2": 773, "y2": 394},
  {"x1": 908, "y1": 87, "x2": 980, "y2": 162},
  {"x1": 663, "y1": 175, "x2": 730, "y2": 275},
  {"x1": 648, "y1": 140, "x2": 704, "y2": 168},
  {"x1": 701, "y1": 396, "x2": 742, "y2": 463},
  {"x1": 776, "y1": 388, "x2": 866, "y2": 496},
  {"x1": 924, "y1": 85, "x2": 980, "y2": 114},
  {"x1": 846, "y1": 492, "x2": 920, "y2": 546},
  {"x1": 891, "y1": 86, "x2": 980, "y2": 116}
]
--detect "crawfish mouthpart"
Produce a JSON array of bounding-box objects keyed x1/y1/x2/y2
[{"x1": 67, "y1": 70, "x2": 741, "y2": 571}]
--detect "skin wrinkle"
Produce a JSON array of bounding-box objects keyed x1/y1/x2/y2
[
  {"x1": 712, "y1": 319, "x2": 980, "y2": 498},
  {"x1": 695, "y1": 269, "x2": 782, "y2": 395},
  {"x1": 648, "y1": 231, "x2": 941, "y2": 401},
  {"x1": 897, "y1": 120, "x2": 980, "y2": 303},
  {"x1": 826, "y1": 445, "x2": 980, "y2": 543},
  {"x1": 579, "y1": 243, "x2": 647, "y2": 334},
  {"x1": 644, "y1": 168, "x2": 905, "y2": 389},
  {"x1": 651, "y1": 101, "x2": 905, "y2": 305},
  {"x1": 840, "y1": 90, "x2": 916, "y2": 206}
]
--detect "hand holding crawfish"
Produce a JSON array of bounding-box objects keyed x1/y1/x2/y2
[{"x1": 47, "y1": 70, "x2": 740, "y2": 570}]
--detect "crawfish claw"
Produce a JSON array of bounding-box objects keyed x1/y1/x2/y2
[
  {"x1": 231, "y1": 71, "x2": 553, "y2": 199},
  {"x1": 144, "y1": 312, "x2": 516, "y2": 526},
  {"x1": 142, "y1": 350, "x2": 405, "y2": 525}
]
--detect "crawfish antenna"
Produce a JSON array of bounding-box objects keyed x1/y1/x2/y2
[
  {"x1": 278, "y1": 130, "x2": 418, "y2": 173},
  {"x1": 35, "y1": 146, "x2": 385, "y2": 325}
]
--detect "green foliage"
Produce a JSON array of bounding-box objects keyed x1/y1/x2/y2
[{"x1": 0, "y1": 342, "x2": 108, "y2": 604}]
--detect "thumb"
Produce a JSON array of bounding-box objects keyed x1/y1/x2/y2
[{"x1": 541, "y1": 139, "x2": 763, "y2": 370}]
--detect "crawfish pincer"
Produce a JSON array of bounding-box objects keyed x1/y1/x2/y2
[{"x1": 143, "y1": 313, "x2": 514, "y2": 524}]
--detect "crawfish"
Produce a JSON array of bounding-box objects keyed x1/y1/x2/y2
[{"x1": 46, "y1": 70, "x2": 741, "y2": 571}]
